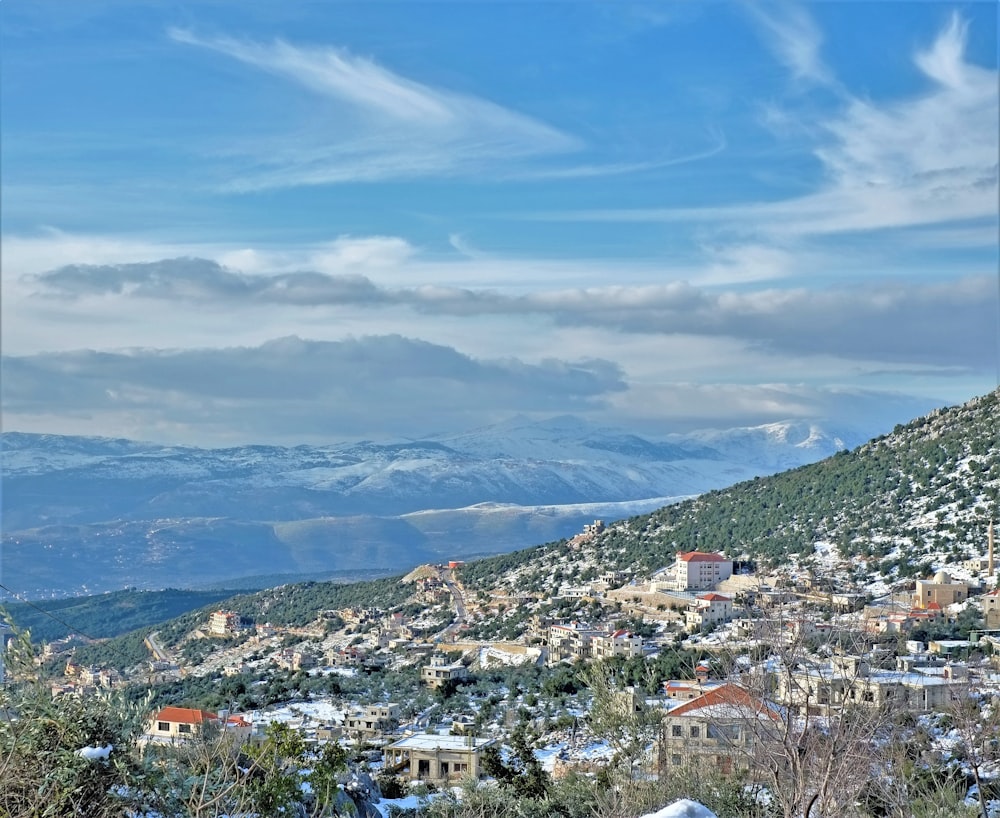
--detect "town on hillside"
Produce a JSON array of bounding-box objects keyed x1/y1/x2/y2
[{"x1": 11, "y1": 518, "x2": 1000, "y2": 815}]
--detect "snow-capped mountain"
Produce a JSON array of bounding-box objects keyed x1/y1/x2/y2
[{"x1": 1, "y1": 415, "x2": 867, "y2": 597}]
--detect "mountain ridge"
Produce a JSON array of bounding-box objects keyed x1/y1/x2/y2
[{"x1": 1, "y1": 414, "x2": 875, "y2": 598}]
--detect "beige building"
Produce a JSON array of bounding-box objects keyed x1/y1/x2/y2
[
  {"x1": 913, "y1": 571, "x2": 968, "y2": 609},
  {"x1": 592, "y1": 629, "x2": 644, "y2": 659},
  {"x1": 384, "y1": 733, "x2": 496, "y2": 783},
  {"x1": 143, "y1": 706, "x2": 252, "y2": 745},
  {"x1": 547, "y1": 622, "x2": 606, "y2": 665},
  {"x1": 421, "y1": 655, "x2": 469, "y2": 688},
  {"x1": 208, "y1": 610, "x2": 250, "y2": 637},
  {"x1": 774, "y1": 655, "x2": 963, "y2": 714},
  {"x1": 659, "y1": 684, "x2": 782, "y2": 775},
  {"x1": 982, "y1": 588, "x2": 1000, "y2": 628},
  {"x1": 346, "y1": 703, "x2": 400, "y2": 740},
  {"x1": 685, "y1": 593, "x2": 734, "y2": 632},
  {"x1": 661, "y1": 552, "x2": 733, "y2": 592}
]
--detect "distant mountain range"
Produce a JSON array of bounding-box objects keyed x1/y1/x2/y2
[{"x1": 1, "y1": 415, "x2": 868, "y2": 598}]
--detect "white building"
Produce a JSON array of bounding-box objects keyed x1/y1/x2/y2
[
  {"x1": 661, "y1": 552, "x2": 733, "y2": 591},
  {"x1": 592, "y1": 629, "x2": 644, "y2": 659},
  {"x1": 685, "y1": 593, "x2": 734, "y2": 632}
]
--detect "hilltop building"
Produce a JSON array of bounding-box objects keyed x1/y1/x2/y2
[
  {"x1": 657, "y1": 552, "x2": 733, "y2": 592},
  {"x1": 208, "y1": 610, "x2": 251, "y2": 637}
]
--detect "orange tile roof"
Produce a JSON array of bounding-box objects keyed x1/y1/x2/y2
[
  {"x1": 697, "y1": 593, "x2": 731, "y2": 602},
  {"x1": 667, "y1": 683, "x2": 781, "y2": 720},
  {"x1": 155, "y1": 706, "x2": 218, "y2": 725},
  {"x1": 679, "y1": 551, "x2": 728, "y2": 563}
]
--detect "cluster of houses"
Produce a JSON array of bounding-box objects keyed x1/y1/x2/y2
[{"x1": 33, "y1": 532, "x2": 1000, "y2": 791}]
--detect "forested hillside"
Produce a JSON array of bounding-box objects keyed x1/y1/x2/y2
[{"x1": 461, "y1": 390, "x2": 1000, "y2": 592}]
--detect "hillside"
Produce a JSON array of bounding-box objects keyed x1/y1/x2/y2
[
  {"x1": 460, "y1": 390, "x2": 1000, "y2": 594},
  {"x1": 2, "y1": 588, "x2": 247, "y2": 643},
  {"x1": 62, "y1": 391, "x2": 998, "y2": 671}
]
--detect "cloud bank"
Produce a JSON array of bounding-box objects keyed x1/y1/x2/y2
[
  {"x1": 29, "y1": 257, "x2": 997, "y2": 370},
  {"x1": 1, "y1": 335, "x2": 625, "y2": 443}
]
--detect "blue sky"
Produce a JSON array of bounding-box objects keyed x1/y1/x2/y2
[{"x1": 1, "y1": 1, "x2": 997, "y2": 445}]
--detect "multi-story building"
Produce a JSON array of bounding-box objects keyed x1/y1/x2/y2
[
  {"x1": 345, "y1": 703, "x2": 400, "y2": 740},
  {"x1": 592, "y1": 629, "x2": 644, "y2": 660},
  {"x1": 773, "y1": 655, "x2": 964, "y2": 714},
  {"x1": 421, "y1": 655, "x2": 469, "y2": 688},
  {"x1": 208, "y1": 610, "x2": 251, "y2": 637},
  {"x1": 659, "y1": 684, "x2": 782, "y2": 775},
  {"x1": 547, "y1": 622, "x2": 606, "y2": 665},
  {"x1": 660, "y1": 552, "x2": 733, "y2": 592},
  {"x1": 685, "y1": 593, "x2": 734, "y2": 632}
]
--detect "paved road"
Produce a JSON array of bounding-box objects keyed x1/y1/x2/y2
[{"x1": 145, "y1": 631, "x2": 171, "y2": 663}]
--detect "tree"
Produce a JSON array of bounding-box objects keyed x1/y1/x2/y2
[{"x1": 0, "y1": 626, "x2": 151, "y2": 818}]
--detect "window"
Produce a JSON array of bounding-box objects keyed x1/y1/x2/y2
[
  {"x1": 671, "y1": 725, "x2": 682, "y2": 737},
  {"x1": 178, "y1": 724, "x2": 192, "y2": 734},
  {"x1": 690, "y1": 726, "x2": 700, "y2": 738},
  {"x1": 157, "y1": 721, "x2": 169, "y2": 732},
  {"x1": 671, "y1": 755, "x2": 682, "y2": 766}
]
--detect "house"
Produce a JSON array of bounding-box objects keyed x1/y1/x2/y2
[
  {"x1": 659, "y1": 683, "x2": 782, "y2": 775},
  {"x1": 143, "y1": 706, "x2": 252, "y2": 745},
  {"x1": 913, "y1": 571, "x2": 968, "y2": 609},
  {"x1": 685, "y1": 593, "x2": 733, "y2": 632},
  {"x1": 276, "y1": 649, "x2": 316, "y2": 671},
  {"x1": 774, "y1": 655, "x2": 965, "y2": 714},
  {"x1": 661, "y1": 552, "x2": 733, "y2": 592},
  {"x1": 345, "y1": 703, "x2": 400, "y2": 740},
  {"x1": 421, "y1": 655, "x2": 468, "y2": 688},
  {"x1": 547, "y1": 622, "x2": 606, "y2": 665},
  {"x1": 982, "y1": 588, "x2": 1000, "y2": 628},
  {"x1": 383, "y1": 733, "x2": 496, "y2": 783},
  {"x1": 592, "y1": 630, "x2": 644, "y2": 659}
]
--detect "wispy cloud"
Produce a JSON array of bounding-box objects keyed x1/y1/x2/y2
[
  {"x1": 744, "y1": 2, "x2": 835, "y2": 88},
  {"x1": 536, "y1": 12, "x2": 999, "y2": 245},
  {"x1": 169, "y1": 28, "x2": 581, "y2": 188}
]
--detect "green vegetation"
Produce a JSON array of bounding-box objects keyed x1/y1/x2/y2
[{"x1": 459, "y1": 390, "x2": 1000, "y2": 589}]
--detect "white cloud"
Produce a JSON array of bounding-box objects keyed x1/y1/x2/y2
[
  {"x1": 539, "y1": 12, "x2": 999, "y2": 246},
  {"x1": 745, "y1": 2, "x2": 835, "y2": 87},
  {"x1": 169, "y1": 28, "x2": 580, "y2": 188}
]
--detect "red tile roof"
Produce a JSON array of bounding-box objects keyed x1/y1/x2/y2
[
  {"x1": 667, "y1": 683, "x2": 781, "y2": 720},
  {"x1": 697, "y1": 593, "x2": 731, "y2": 602},
  {"x1": 155, "y1": 706, "x2": 218, "y2": 725},
  {"x1": 678, "y1": 551, "x2": 728, "y2": 563}
]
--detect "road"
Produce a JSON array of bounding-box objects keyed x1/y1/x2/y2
[
  {"x1": 144, "y1": 631, "x2": 172, "y2": 663},
  {"x1": 438, "y1": 567, "x2": 467, "y2": 641}
]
